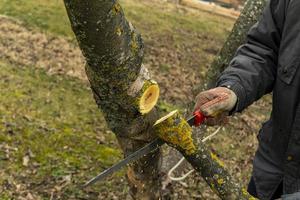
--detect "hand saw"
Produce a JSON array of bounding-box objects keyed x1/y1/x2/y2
[{"x1": 82, "y1": 110, "x2": 208, "y2": 188}]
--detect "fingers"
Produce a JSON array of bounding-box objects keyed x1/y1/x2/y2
[
  {"x1": 193, "y1": 87, "x2": 238, "y2": 126},
  {"x1": 199, "y1": 94, "x2": 230, "y2": 116},
  {"x1": 194, "y1": 90, "x2": 218, "y2": 112}
]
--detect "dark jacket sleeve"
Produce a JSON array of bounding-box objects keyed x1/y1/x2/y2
[{"x1": 217, "y1": 0, "x2": 286, "y2": 112}]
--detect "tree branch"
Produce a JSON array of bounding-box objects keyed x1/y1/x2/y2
[{"x1": 154, "y1": 110, "x2": 256, "y2": 199}]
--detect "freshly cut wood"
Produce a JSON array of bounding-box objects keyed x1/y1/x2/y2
[{"x1": 137, "y1": 80, "x2": 160, "y2": 115}]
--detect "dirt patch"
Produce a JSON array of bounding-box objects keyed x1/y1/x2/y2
[{"x1": 0, "y1": 16, "x2": 87, "y2": 80}]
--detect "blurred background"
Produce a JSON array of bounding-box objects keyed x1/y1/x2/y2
[{"x1": 0, "y1": 0, "x2": 271, "y2": 199}]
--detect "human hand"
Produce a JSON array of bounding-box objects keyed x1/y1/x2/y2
[{"x1": 194, "y1": 87, "x2": 237, "y2": 125}]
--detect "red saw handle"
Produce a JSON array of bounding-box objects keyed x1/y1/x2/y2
[{"x1": 193, "y1": 110, "x2": 207, "y2": 127}]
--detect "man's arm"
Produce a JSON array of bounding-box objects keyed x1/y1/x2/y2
[
  {"x1": 216, "y1": 0, "x2": 286, "y2": 112},
  {"x1": 195, "y1": 0, "x2": 287, "y2": 118}
]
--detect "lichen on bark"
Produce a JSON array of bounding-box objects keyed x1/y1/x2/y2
[
  {"x1": 64, "y1": 0, "x2": 159, "y2": 135},
  {"x1": 64, "y1": 0, "x2": 265, "y2": 199},
  {"x1": 154, "y1": 110, "x2": 196, "y2": 155},
  {"x1": 154, "y1": 110, "x2": 256, "y2": 199},
  {"x1": 64, "y1": 0, "x2": 162, "y2": 199},
  {"x1": 187, "y1": 145, "x2": 257, "y2": 200},
  {"x1": 207, "y1": 0, "x2": 267, "y2": 88},
  {"x1": 158, "y1": 125, "x2": 256, "y2": 199}
]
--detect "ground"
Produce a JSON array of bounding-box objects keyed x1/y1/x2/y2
[{"x1": 0, "y1": 0, "x2": 271, "y2": 199}]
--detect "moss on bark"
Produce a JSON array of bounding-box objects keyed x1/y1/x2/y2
[
  {"x1": 154, "y1": 110, "x2": 196, "y2": 155},
  {"x1": 155, "y1": 110, "x2": 256, "y2": 199},
  {"x1": 63, "y1": 1, "x2": 161, "y2": 199},
  {"x1": 64, "y1": 0, "x2": 265, "y2": 199}
]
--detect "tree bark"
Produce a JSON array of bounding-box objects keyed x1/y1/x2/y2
[
  {"x1": 154, "y1": 110, "x2": 256, "y2": 200},
  {"x1": 181, "y1": 141, "x2": 256, "y2": 199},
  {"x1": 63, "y1": 0, "x2": 266, "y2": 199},
  {"x1": 63, "y1": 1, "x2": 161, "y2": 199}
]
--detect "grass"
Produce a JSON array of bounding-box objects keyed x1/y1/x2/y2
[
  {"x1": 0, "y1": 0, "x2": 234, "y2": 107},
  {"x1": 0, "y1": 0, "x2": 272, "y2": 199},
  {"x1": 122, "y1": 0, "x2": 233, "y2": 38},
  {"x1": 0, "y1": 0, "x2": 73, "y2": 37},
  {"x1": 0, "y1": 60, "x2": 124, "y2": 199},
  {"x1": 0, "y1": 0, "x2": 232, "y2": 40}
]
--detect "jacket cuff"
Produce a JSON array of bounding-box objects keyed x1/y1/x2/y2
[{"x1": 217, "y1": 81, "x2": 247, "y2": 113}]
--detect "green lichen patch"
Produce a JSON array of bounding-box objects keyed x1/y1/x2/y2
[
  {"x1": 154, "y1": 110, "x2": 196, "y2": 155},
  {"x1": 210, "y1": 152, "x2": 225, "y2": 168},
  {"x1": 115, "y1": 27, "x2": 123, "y2": 36},
  {"x1": 130, "y1": 31, "x2": 139, "y2": 55},
  {"x1": 113, "y1": 2, "x2": 122, "y2": 15},
  {"x1": 242, "y1": 188, "x2": 257, "y2": 200}
]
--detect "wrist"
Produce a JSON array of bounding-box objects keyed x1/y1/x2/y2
[{"x1": 218, "y1": 82, "x2": 245, "y2": 114}]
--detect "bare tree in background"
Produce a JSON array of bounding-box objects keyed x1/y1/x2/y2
[{"x1": 203, "y1": 0, "x2": 267, "y2": 89}]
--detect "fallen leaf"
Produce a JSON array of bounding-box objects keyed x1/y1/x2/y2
[{"x1": 22, "y1": 155, "x2": 30, "y2": 167}]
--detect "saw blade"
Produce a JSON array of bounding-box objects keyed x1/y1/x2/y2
[
  {"x1": 83, "y1": 114, "x2": 197, "y2": 187},
  {"x1": 83, "y1": 138, "x2": 164, "y2": 187}
]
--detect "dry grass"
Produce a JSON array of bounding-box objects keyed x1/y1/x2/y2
[{"x1": 181, "y1": 0, "x2": 240, "y2": 19}]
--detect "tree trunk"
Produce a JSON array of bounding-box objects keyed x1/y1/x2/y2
[
  {"x1": 63, "y1": 0, "x2": 266, "y2": 199},
  {"x1": 63, "y1": 1, "x2": 162, "y2": 199}
]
